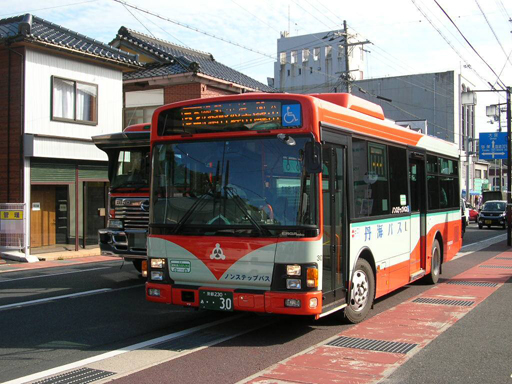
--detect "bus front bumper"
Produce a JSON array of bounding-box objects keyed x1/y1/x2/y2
[{"x1": 145, "y1": 282, "x2": 323, "y2": 316}]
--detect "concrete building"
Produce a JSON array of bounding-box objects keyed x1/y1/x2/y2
[
  {"x1": 272, "y1": 29, "x2": 487, "y2": 201},
  {"x1": 352, "y1": 70, "x2": 487, "y2": 199},
  {"x1": 0, "y1": 14, "x2": 142, "y2": 257},
  {"x1": 272, "y1": 27, "x2": 367, "y2": 94}
]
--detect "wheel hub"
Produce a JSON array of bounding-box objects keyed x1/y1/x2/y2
[{"x1": 350, "y1": 270, "x2": 369, "y2": 312}]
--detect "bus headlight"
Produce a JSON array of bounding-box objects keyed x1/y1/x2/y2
[
  {"x1": 151, "y1": 271, "x2": 164, "y2": 281},
  {"x1": 284, "y1": 298, "x2": 301, "y2": 308},
  {"x1": 286, "y1": 278, "x2": 301, "y2": 289},
  {"x1": 151, "y1": 258, "x2": 165, "y2": 269},
  {"x1": 108, "y1": 219, "x2": 123, "y2": 229},
  {"x1": 307, "y1": 267, "x2": 318, "y2": 288},
  {"x1": 286, "y1": 264, "x2": 301, "y2": 276}
]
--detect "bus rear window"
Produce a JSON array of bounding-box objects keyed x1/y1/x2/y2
[{"x1": 157, "y1": 100, "x2": 302, "y2": 135}]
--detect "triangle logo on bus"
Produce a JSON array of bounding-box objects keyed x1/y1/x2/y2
[{"x1": 171, "y1": 237, "x2": 276, "y2": 280}]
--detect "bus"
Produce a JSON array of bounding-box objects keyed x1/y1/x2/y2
[
  {"x1": 145, "y1": 93, "x2": 462, "y2": 323},
  {"x1": 92, "y1": 123, "x2": 150, "y2": 273}
]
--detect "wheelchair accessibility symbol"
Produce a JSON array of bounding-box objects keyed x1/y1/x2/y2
[{"x1": 282, "y1": 104, "x2": 301, "y2": 127}]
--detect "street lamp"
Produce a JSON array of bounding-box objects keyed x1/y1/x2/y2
[
  {"x1": 486, "y1": 103, "x2": 508, "y2": 191},
  {"x1": 464, "y1": 87, "x2": 512, "y2": 246}
]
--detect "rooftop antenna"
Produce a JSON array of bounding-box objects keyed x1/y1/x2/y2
[{"x1": 288, "y1": 5, "x2": 290, "y2": 35}]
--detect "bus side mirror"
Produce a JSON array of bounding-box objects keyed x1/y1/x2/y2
[{"x1": 305, "y1": 142, "x2": 322, "y2": 173}]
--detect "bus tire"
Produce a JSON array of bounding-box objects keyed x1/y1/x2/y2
[
  {"x1": 426, "y1": 239, "x2": 441, "y2": 284},
  {"x1": 344, "y1": 258, "x2": 375, "y2": 324},
  {"x1": 132, "y1": 259, "x2": 143, "y2": 273}
]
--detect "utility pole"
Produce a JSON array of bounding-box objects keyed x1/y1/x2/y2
[
  {"x1": 466, "y1": 104, "x2": 471, "y2": 203},
  {"x1": 339, "y1": 20, "x2": 370, "y2": 93},
  {"x1": 343, "y1": 20, "x2": 350, "y2": 93},
  {"x1": 469, "y1": 87, "x2": 511, "y2": 246},
  {"x1": 507, "y1": 87, "x2": 511, "y2": 245}
]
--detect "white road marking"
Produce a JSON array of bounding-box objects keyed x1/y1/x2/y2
[
  {"x1": 0, "y1": 285, "x2": 144, "y2": 311},
  {"x1": 0, "y1": 289, "x2": 112, "y2": 310},
  {"x1": 455, "y1": 233, "x2": 507, "y2": 260},
  {"x1": 0, "y1": 267, "x2": 114, "y2": 283},
  {"x1": 4, "y1": 315, "x2": 243, "y2": 384}
]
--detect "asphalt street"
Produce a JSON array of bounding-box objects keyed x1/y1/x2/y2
[{"x1": 0, "y1": 223, "x2": 509, "y2": 384}]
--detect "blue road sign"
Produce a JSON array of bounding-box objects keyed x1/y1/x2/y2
[{"x1": 479, "y1": 132, "x2": 508, "y2": 160}]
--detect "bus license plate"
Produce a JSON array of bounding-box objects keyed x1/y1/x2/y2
[
  {"x1": 485, "y1": 220, "x2": 492, "y2": 224},
  {"x1": 199, "y1": 290, "x2": 233, "y2": 311}
]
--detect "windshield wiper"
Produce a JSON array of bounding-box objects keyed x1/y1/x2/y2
[
  {"x1": 224, "y1": 186, "x2": 270, "y2": 236},
  {"x1": 173, "y1": 160, "x2": 221, "y2": 234},
  {"x1": 172, "y1": 191, "x2": 214, "y2": 234}
]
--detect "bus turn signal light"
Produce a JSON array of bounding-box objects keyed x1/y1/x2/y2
[
  {"x1": 307, "y1": 267, "x2": 318, "y2": 288},
  {"x1": 142, "y1": 260, "x2": 148, "y2": 278}
]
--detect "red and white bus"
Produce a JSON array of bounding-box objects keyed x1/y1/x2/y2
[{"x1": 145, "y1": 93, "x2": 462, "y2": 323}]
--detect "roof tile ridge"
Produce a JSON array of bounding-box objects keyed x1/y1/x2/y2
[
  {"x1": 21, "y1": 14, "x2": 140, "y2": 63},
  {"x1": 120, "y1": 26, "x2": 213, "y2": 59}
]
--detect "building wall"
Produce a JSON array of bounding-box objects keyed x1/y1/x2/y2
[
  {"x1": 274, "y1": 30, "x2": 365, "y2": 94},
  {"x1": 24, "y1": 48, "x2": 123, "y2": 160},
  {"x1": 123, "y1": 83, "x2": 238, "y2": 126},
  {"x1": 164, "y1": 83, "x2": 202, "y2": 104},
  {"x1": 353, "y1": 71, "x2": 456, "y2": 143},
  {"x1": 0, "y1": 46, "x2": 24, "y2": 203}
]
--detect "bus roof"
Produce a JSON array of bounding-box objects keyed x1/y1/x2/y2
[
  {"x1": 92, "y1": 129, "x2": 149, "y2": 151},
  {"x1": 151, "y1": 93, "x2": 459, "y2": 159},
  {"x1": 124, "y1": 123, "x2": 151, "y2": 132}
]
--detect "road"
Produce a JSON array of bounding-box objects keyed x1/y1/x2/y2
[{"x1": 0, "y1": 225, "x2": 509, "y2": 384}]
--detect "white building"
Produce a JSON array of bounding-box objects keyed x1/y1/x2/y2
[{"x1": 272, "y1": 27, "x2": 367, "y2": 94}]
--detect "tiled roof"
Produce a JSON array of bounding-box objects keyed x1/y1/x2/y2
[
  {"x1": 0, "y1": 14, "x2": 142, "y2": 67},
  {"x1": 116, "y1": 27, "x2": 276, "y2": 92}
]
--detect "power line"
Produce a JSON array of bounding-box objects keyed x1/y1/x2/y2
[
  {"x1": 475, "y1": 0, "x2": 512, "y2": 67},
  {"x1": 302, "y1": 0, "x2": 342, "y2": 29},
  {"x1": 433, "y1": 0, "x2": 506, "y2": 90},
  {"x1": 121, "y1": 3, "x2": 156, "y2": 38},
  {"x1": 495, "y1": 0, "x2": 511, "y2": 21},
  {"x1": 411, "y1": 0, "x2": 494, "y2": 89},
  {"x1": 0, "y1": 0, "x2": 99, "y2": 17},
  {"x1": 134, "y1": 7, "x2": 190, "y2": 48},
  {"x1": 111, "y1": 0, "x2": 275, "y2": 60}
]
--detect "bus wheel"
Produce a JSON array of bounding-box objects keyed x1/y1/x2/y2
[
  {"x1": 132, "y1": 259, "x2": 143, "y2": 273},
  {"x1": 345, "y1": 258, "x2": 375, "y2": 324},
  {"x1": 426, "y1": 239, "x2": 441, "y2": 284}
]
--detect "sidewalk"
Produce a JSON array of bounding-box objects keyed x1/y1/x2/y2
[
  {"x1": 240, "y1": 249, "x2": 512, "y2": 384},
  {"x1": 0, "y1": 247, "x2": 119, "y2": 273}
]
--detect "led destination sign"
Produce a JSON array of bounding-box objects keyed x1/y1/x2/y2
[{"x1": 158, "y1": 100, "x2": 302, "y2": 135}]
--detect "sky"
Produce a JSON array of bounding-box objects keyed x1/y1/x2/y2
[{"x1": 2, "y1": 0, "x2": 512, "y2": 136}]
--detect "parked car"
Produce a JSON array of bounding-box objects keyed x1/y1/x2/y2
[
  {"x1": 461, "y1": 198, "x2": 469, "y2": 227},
  {"x1": 478, "y1": 200, "x2": 507, "y2": 229},
  {"x1": 469, "y1": 208, "x2": 479, "y2": 222}
]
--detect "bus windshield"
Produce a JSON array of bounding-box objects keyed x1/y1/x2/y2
[
  {"x1": 151, "y1": 135, "x2": 317, "y2": 235},
  {"x1": 111, "y1": 149, "x2": 150, "y2": 190}
]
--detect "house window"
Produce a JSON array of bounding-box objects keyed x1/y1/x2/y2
[
  {"x1": 475, "y1": 169, "x2": 482, "y2": 179},
  {"x1": 313, "y1": 47, "x2": 320, "y2": 61},
  {"x1": 302, "y1": 49, "x2": 309, "y2": 62},
  {"x1": 338, "y1": 45, "x2": 345, "y2": 57},
  {"x1": 52, "y1": 76, "x2": 98, "y2": 125},
  {"x1": 280, "y1": 52, "x2": 287, "y2": 65},
  {"x1": 291, "y1": 50, "x2": 298, "y2": 64},
  {"x1": 325, "y1": 46, "x2": 332, "y2": 58},
  {"x1": 124, "y1": 106, "x2": 158, "y2": 126}
]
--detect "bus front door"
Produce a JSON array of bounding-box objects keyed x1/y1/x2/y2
[
  {"x1": 408, "y1": 152, "x2": 426, "y2": 277},
  {"x1": 321, "y1": 143, "x2": 347, "y2": 309}
]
